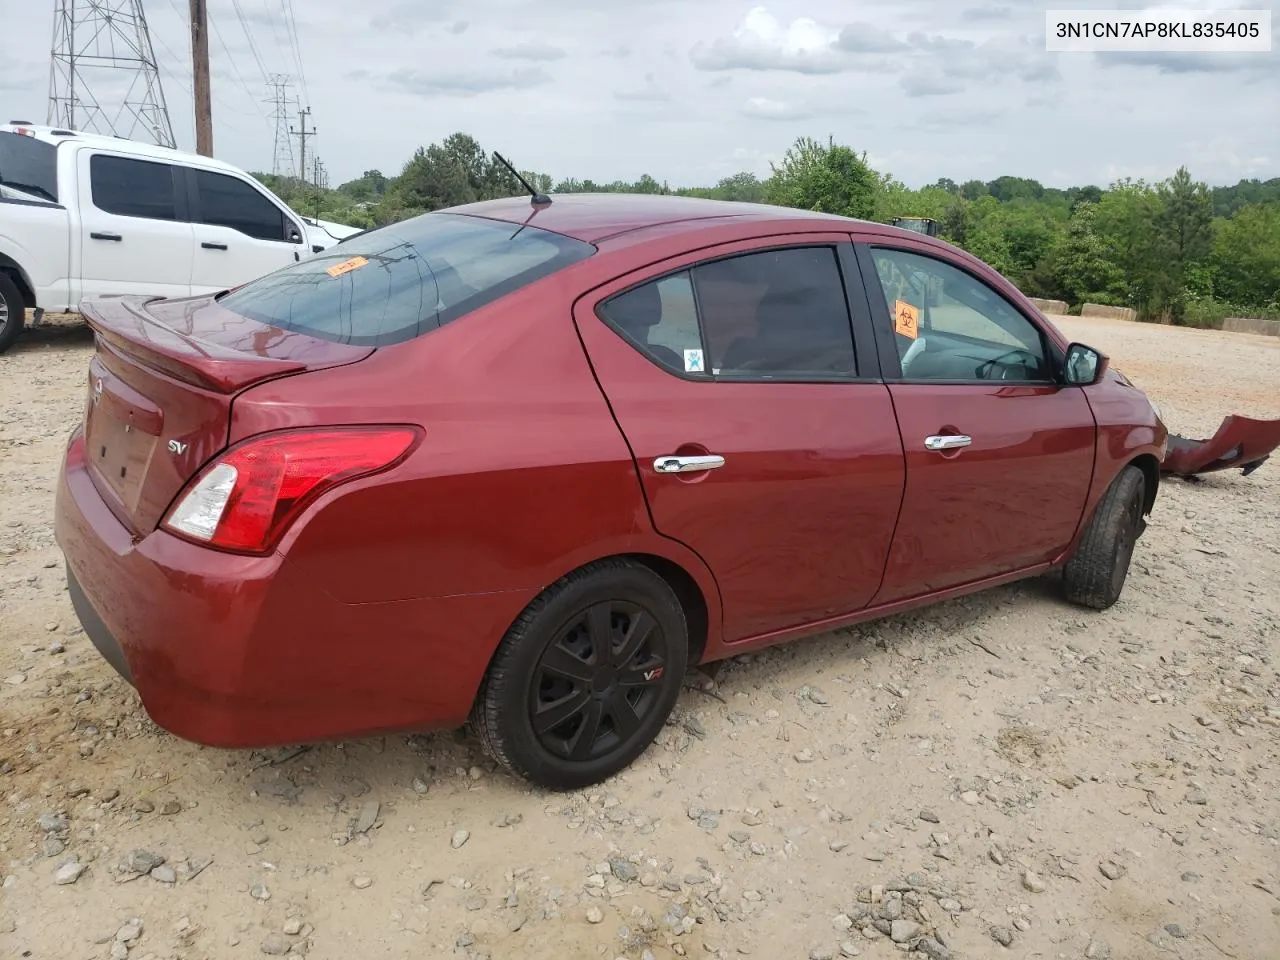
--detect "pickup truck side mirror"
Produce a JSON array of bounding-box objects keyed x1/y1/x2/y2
[
  {"x1": 1063, "y1": 342, "x2": 1109, "y2": 385},
  {"x1": 312, "y1": 243, "x2": 325, "y2": 254}
]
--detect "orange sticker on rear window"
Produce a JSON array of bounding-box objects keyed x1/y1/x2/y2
[
  {"x1": 894, "y1": 299, "x2": 920, "y2": 339},
  {"x1": 326, "y1": 255, "x2": 369, "y2": 278}
]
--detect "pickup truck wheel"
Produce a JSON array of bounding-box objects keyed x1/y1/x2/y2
[
  {"x1": 470, "y1": 559, "x2": 689, "y2": 790},
  {"x1": 0, "y1": 272, "x2": 26, "y2": 354},
  {"x1": 1062, "y1": 464, "x2": 1145, "y2": 611}
]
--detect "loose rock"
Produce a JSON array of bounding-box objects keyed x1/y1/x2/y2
[
  {"x1": 990, "y1": 925, "x2": 1014, "y2": 947},
  {"x1": 354, "y1": 800, "x2": 380, "y2": 834},
  {"x1": 890, "y1": 919, "x2": 920, "y2": 943},
  {"x1": 610, "y1": 859, "x2": 638, "y2": 882},
  {"x1": 451, "y1": 829, "x2": 470, "y2": 849},
  {"x1": 53, "y1": 859, "x2": 86, "y2": 885},
  {"x1": 261, "y1": 934, "x2": 290, "y2": 956},
  {"x1": 1099, "y1": 860, "x2": 1125, "y2": 880}
]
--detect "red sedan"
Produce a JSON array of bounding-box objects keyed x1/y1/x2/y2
[{"x1": 54, "y1": 193, "x2": 1167, "y2": 789}]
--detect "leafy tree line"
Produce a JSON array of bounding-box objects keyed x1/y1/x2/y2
[{"x1": 253, "y1": 133, "x2": 1280, "y2": 327}]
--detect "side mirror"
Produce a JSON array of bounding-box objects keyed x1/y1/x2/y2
[{"x1": 1063, "y1": 342, "x2": 1108, "y2": 385}]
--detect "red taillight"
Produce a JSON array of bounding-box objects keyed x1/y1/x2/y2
[{"x1": 162, "y1": 426, "x2": 420, "y2": 554}]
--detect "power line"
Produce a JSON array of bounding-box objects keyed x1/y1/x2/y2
[
  {"x1": 280, "y1": 0, "x2": 309, "y2": 107},
  {"x1": 230, "y1": 0, "x2": 270, "y2": 83},
  {"x1": 208, "y1": 8, "x2": 270, "y2": 123}
]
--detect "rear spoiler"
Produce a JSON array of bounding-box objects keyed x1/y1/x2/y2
[{"x1": 82, "y1": 295, "x2": 308, "y2": 394}]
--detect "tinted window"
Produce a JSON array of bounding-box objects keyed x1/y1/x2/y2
[
  {"x1": 0, "y1": 132, "x2": 58, "y2": 203},
  {"x1": 600, "y1": 246, "x2": 856, "y2": 379},
  {"x1": 194, "y1": 169, "x2": 290, "y2": 241},
  {"x1": 870, "y1": 248, "x2": 1050, "y2": 382},
  {"x1": 599, "y1": 272, "x2": 702, "y2": 374},
  {"x1": 696, "y1": 247, "x2": 855, "y2": 377},
  {"x1": 217, "y1": 212, "x2": 595, "y2": 346},
  {"x1": 90, "y1": 154, "x2": 176, "y2": 220}
]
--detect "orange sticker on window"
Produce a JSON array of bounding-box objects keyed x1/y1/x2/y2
[
  {"x1": 326, "y1": 255, "x2": 368, "y2": 278},
  {"x1": 893, "y1": 299, "x2": 920, "y2": 339}
]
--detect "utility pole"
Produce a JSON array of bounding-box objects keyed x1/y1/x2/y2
[
  {"x1": 290, "y1": 106, "x2": 315, "y2": 184},
  {"x1": 188, "y1": 0, "x2": 212, "y2": 155}
]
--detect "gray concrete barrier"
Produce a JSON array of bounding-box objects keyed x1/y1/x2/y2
[
  {"x1": 1027, "y1": 297, "x2": 1069, "y2": 315},
  {"x1": 1222, "y1": 316, "x2": 1280, "y2": 337},
  {"x1": 1080, "y1": 303, "x2": 1138, "y2": 322}
]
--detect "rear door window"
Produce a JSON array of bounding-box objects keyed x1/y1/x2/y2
[
  {"x1": 216, "y1": 212, "x2": 595, "y2": 346},
  {"x1": 598, "y1": 246, "x2": 858, "y2": 379},
  {"x1": 193, "y1": 169, "x2": 292, "y2": 242},
  {"x1": 89, "y1": 154, "x2": 178, "y2": 220},
  {"x1": 0, "y1": 131, "x2": 59, "y2": 203}
]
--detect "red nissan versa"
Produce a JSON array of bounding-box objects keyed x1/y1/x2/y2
[{"x1": 54, "y1": 193, "x2": 1167, "y2": 789}]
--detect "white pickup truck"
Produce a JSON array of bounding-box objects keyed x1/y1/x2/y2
[{"x1": 0, "y1": 122, "x2": 361, "y2": 353}]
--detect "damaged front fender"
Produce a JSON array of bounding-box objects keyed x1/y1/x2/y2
[{"x1": 1162, "y1": 414, "x2": 1280, "y2": 478}]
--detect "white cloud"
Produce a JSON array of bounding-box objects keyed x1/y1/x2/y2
[{"x1": 690, "y1": 6, "x2": 847, "y2": 74}]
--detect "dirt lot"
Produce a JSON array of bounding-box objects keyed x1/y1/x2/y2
[{"x1": 2, "y1": 313, "x2": 1278, "y2": 960}]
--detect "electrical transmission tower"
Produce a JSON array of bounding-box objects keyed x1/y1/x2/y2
[
  {"x1": 265, "y1": 74, "x2": 296, "y2": 179},
  {"x1": 48, "y1": 0, "x2": 176, "y2": 148}
]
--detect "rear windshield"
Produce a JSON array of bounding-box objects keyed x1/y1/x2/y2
[
  {"x1": 0, "y1": 132, "x2": 59, "y2": 203},
  {"x1": 217, "y1": 212, "x2": 594, "y2": 346}
]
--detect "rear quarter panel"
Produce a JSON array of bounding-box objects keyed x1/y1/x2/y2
[{"x1": 228, "y1": 263, "x2": 723, "y2": 622}]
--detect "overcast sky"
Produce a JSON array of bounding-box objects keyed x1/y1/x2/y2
[{"x1": 1, "y1": 0, "x2": 1276, "y2": 189}]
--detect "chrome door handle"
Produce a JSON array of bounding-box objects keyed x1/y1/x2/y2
[
  {"x1": 924, "y1": 435, "x2": 972, "y2": 451},
  {"x1": 654, "y1": 454, "x2": 725, "y2": 474}
]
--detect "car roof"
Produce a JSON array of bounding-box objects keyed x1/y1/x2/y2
[
  {"x1": 448, "y1": 192, "x2": 874, "y2": 243},
  {"x1": 0, "y1": 122, "x2": 249, "y2": 176}
]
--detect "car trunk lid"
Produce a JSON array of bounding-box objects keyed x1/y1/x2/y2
[{"x1": 80, "y1": 294, "x2": 372, "y2": 535}]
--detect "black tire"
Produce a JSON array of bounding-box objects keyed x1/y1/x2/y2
[
  {"x1": 470, "y1": 559, "x2": 689, "y2": 790},
  {"x1": 0, "y1": 272, "x2": 26, "y2": 355},
  {"x1": 1062, "y1": 465, "x2": 1146, "y2": 611}
]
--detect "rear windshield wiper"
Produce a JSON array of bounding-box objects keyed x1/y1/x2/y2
[{"x1": 0, "y1": 178, "x2": 57, "y2": 203}]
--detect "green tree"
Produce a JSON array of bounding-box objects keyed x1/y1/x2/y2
[
  {"x1": 1211, "y1": 203, "x2": 1280, "y2": 307},
  {"x1": 713, "y1": 172, "x2": 765, "y2": 202},
  {"x1": 1156, "y1": 166, "x2": 1213, "y2": 318},
  {"x1": 764, "y1": 136, "x2": 878, "y2": 220},
  {"x1": 1047, "y1": 201, "x2": 1123, "y2": 304}
]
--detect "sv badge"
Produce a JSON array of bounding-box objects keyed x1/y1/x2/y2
[{"x1": 167, "y1": 439, "x2": 189, "y2": 455}]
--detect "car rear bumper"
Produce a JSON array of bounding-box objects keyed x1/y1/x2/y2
[{"x1": 54, "y1": 428, "x2": 531, "y2": 749}]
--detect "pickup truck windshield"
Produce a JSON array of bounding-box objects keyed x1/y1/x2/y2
[
  {"x1": 217, "y1": 211, "x2": 594, "y2": 346},
  {"x1": 0, "y1": 132, "x2": 59, "y2": 203}
]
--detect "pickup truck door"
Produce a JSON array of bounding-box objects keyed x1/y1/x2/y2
[
  {"x1": 854, "y1": 240, "x2": 1096, "y2": 603},
  {"x1": 185, "y1": 167, "x2": 306, "y2": 295},
  {"x1": 77, "y1": 150, "x2": 194, "y2": 300}
]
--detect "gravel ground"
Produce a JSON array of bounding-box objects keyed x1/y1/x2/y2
[{"x1": 1, "y1": 313, "x2": 1278, "y2": 960}]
